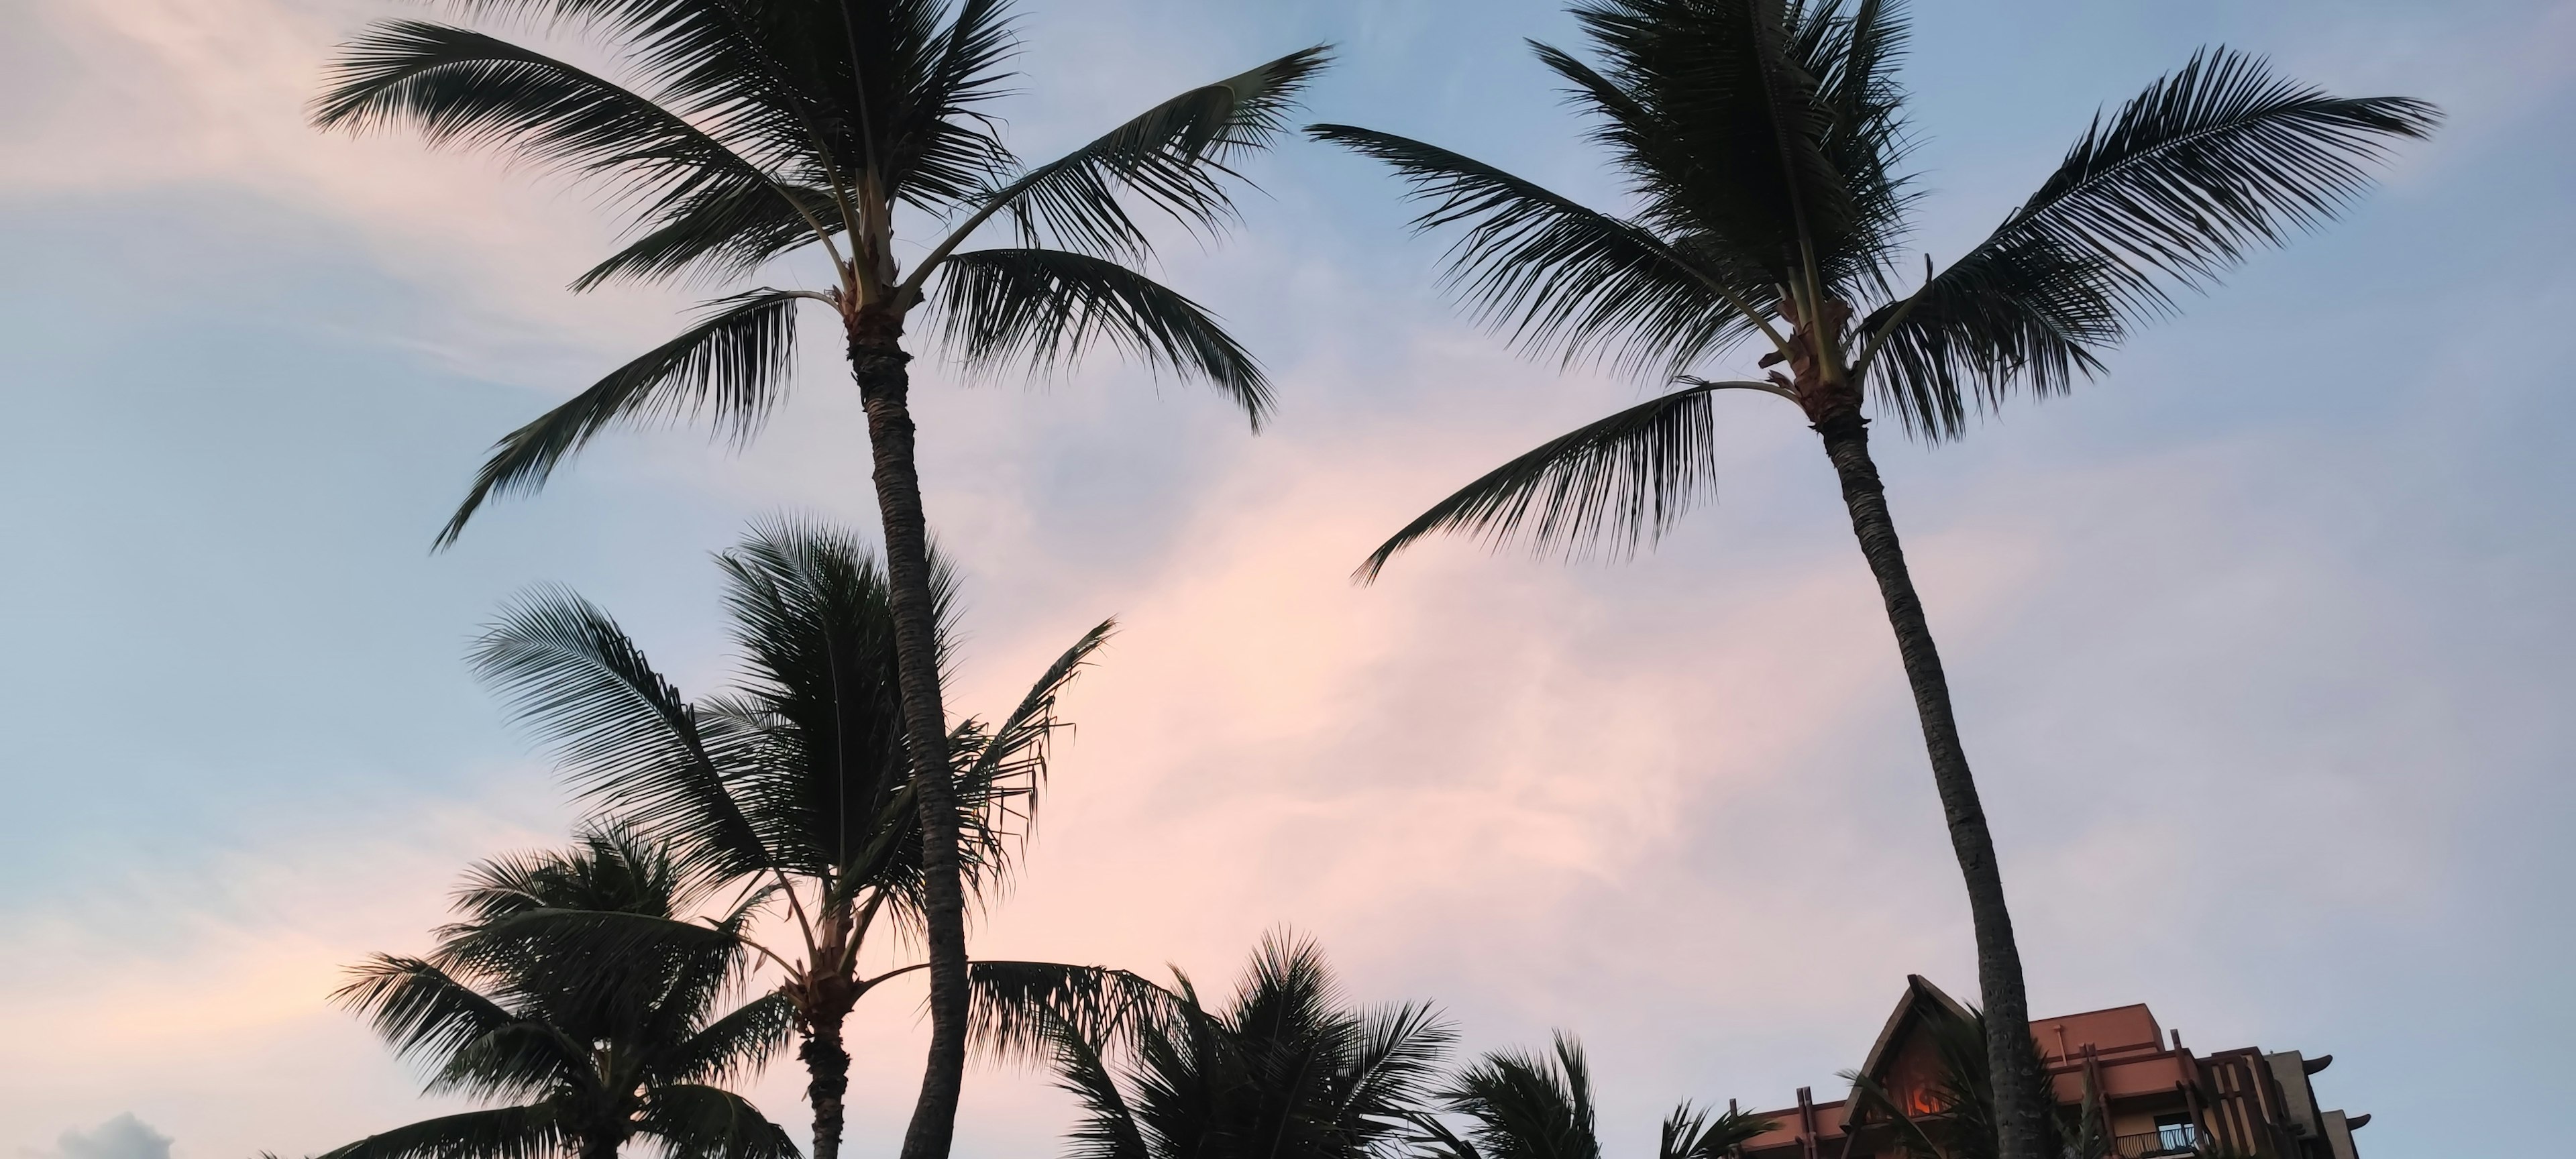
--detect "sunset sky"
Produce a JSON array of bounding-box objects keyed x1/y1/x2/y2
[{"x1": 2, "y1": 1, "x2": 2570, "y2": 1157}]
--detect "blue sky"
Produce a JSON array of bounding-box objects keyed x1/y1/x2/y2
[{"x1": 1, "y1": 1, "x2": 2570, "y2": 1156}]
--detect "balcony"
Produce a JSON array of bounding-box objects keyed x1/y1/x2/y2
[{"x1": 2112, "y1": 1127, "x2": 2204, "y2": 1158}]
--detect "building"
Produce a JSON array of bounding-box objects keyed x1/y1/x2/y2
[{"x1": 1737, "y1": 977, "x2": 2371, "y2": 1159}]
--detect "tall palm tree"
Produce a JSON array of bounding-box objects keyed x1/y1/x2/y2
[
  {"x1": 313, "y1": 10, "x2": 1324, "y2": 1158},
  {"x1": 1415, "y1": 1034, "x2": 1772, "y2": 1159},
  {"x1": 1309, "y1": 5, "x2": 2432, "y2": 1156},
  {"x1": 326, "y1": 827, "x2": 799, "y2": 1159},
  {"x1": 468, "y1": 520, "x2": 1110, "y2": 1159},
  {"x1": 1020, "y1": 933, "x2": 1452, "y2": 1159}
]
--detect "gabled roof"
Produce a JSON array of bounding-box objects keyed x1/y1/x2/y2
[{"x1": 1854, "y1": 973, "x2": 1976, "y2": 1085}]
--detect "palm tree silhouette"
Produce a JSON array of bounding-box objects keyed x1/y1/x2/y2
[
  {"x1": 325, "y1": 827, "x2": 798, "y2": 1159},
  {"x1": 1311, "y1": 4, "x2": 2433, "y2": 1156},
  {"x1": 314, "y1": 11, "x2": 1324, "y2": 1156},
  {"x1": 468, "y1": 520, "x2": 1113, "y2": 1159},
  {"x1": 1415, "y1": 1034, "x2": 1772, "y2": 1159}
]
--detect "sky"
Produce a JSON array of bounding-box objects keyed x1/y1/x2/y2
[{"x1": 1, "y1": 1, "x2": 2571, "y2": 1157}]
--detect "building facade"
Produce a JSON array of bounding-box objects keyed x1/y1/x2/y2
[{"x1": 1737, "y1": 977, "x2": 2371, "y2": 1159}]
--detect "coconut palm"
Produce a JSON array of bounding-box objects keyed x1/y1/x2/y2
[
  {"x1": 313, "y1": 9, "x2": 1324, "y2": 1156},
  {"x1": 1414, "y1": 1034, "x2": 1771, "y2": 1159},
  {"x1": 466, "y1": 520, "x2": 1111, "y2": 1159},
  {"x1": 1309, "y1": 5, "x2": 2432, "y2": 1155},
  {"x1": 325, "y1": 827, "x2": 799, "y2": 1159},
  {"x1": 1019, "y1": 933, "x2": 1452, "y2": 1159}
]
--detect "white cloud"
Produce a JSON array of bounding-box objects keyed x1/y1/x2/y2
[{"x1": 46, "y1": 1115, "x2": 171, "y2": 1159}]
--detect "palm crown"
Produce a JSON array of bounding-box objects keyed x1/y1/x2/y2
[
  {"x1": 1415, "y1": 1034, "x2": 1772, "y2": 1159},
  {"x1": 466, "y1": 520, "x2": 1111, "y2": 1159},
  {"x1": 313, "y1": 0, "x2": 1326, "y2": 543},
  {"x1": 1315, "y1": 0, "x2": 2436, "y2": 575},
  {"x1": 327, "y1": 827, "x2": 798, "y2": 1159}
]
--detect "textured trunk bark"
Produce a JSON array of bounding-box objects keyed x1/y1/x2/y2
[
  {"x1": 847, "y1": 315, "x2": 971, "y2": 1159},
  {"x1": 800, "y1": 1007, "x2": 853, "y2": 1159},
  {"x1": 1813, "y1": 410, "x2": 2058, "y2": 1159}
]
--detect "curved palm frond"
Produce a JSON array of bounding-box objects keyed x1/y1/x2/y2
[
  {"x1": 947, "y1": 46, "x2": 1334, "y2": 262},
  {"x1": 1356, "y1": 381, "x2": 1790, "y2": 582},
  {"x1": 634, "y1": 1083, "x2": 803, "y2": 1159},
  {"x1": 950, "y1": 618, "x2": 1115, "y2": 876},
  {"x1": 333, "y1": 955, "x2": 594, "y2": 1103},
  {"x1": 967, "y1": 959, "x2": 1178, "y2": 1066},
  {"x1": 1042, "y1": 1007, "x2": 1154, "y2": 1159},
  {"x1": 885, "y1": 0, "x2": 1022, "y2": 212},
  {"x1": 572, "y1": 180, "x2": 843, "y2": 290},
  {"x1": 311, "y1": 21, "x2": 796, "y2": 226},
  {"x1": 934, "y1": 249, "x2": 1270, "y2": 427},
  {"x1": 1340, "y1": 1001, "x2": 1457, "y2": 1136},
  {"x1": 317, "y1": 1106, "x2": 567, "y2": 1159},
  {"x1": 439, "y1": 288, "x2": 807, "y2": 546},
  {"x1": 470, "y1": 590, "x2": 772, "y2": 880},
  {"x1": 1856, "y1": 242, "x2": 2116, "y2": 439},
  {"x1": 1309, "y1": 125, "x2": 1768, "y2": 377},
  {"x1": 1996, "y1": 46, "x2": 2437, "y2": 312}
]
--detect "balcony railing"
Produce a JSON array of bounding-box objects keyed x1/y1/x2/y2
[{"x1": 2111, "y1": 1129, "x2": 2204, "y2": 1158}]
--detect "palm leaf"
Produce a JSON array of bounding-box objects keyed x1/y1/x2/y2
[
  {"x1": 1308, "y1": 125, "x2": 1766, "y2": 377},
  {"x1": 951, "y1": 618, "x2": 1116, "y2": 876},
  {"x1": 469, "y1": 589, "x2": 772, "y2": 880},
  {"x1": 317, "y1": 1106, "x2": 566, "y2": 1159},
  {"x1": 967, "y1": 958, "x2": 1177, "y2": 1066},
  {"x1": 934, "y1": 249, "x2": 1270, "y2": 426},
  {"x1": 634, "y1": 1083, "x2": 802, "y2": 1159},
  {"x1": 1358, "y1": 381, "x2": 1788, "y2": 581},
  {"x1": 1658, "y1": 1101, "x2": 1775, "y2": 1159},
  {"x1": 952, "y1": 46, "x2": 1333, "y2": 261},
  {"x1": 438, "y1": 288, "x2": 806, "y2": 546}
]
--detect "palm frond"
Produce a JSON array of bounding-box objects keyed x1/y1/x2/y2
[
  {"x1": 312, "y1": 21, "x2": 793, "y2": 225},
  {"x1": 1433, "y1": 1034, "x2": 1602, "y2": 1159},
  {"x1": 934, "y1": 248, "x2": 1270, "y2": 427},
  {"x1": 1358, "y1": 382, "x2": 1768, "y2": 582},
  {"x1": 1309, "y1": 125, "x2": 1766, "y2": 377},
  {"x1": 317, "y1": 1107, "x2": 566, "y2": 1159},
  {"x1": 1042, "y1": 1008, "x2": 1155, "y2": 1159},
  {"x1": 634, "y1": 1083, "x2": 802, "y2": 1159},
  {"x1": 1340, "y1": 1001, "x2": 1458, "y2": 1135},
  {"x1": 955, "y1": 46, "x2": 1332, "y2": 260},
  {"x1": 572, "y1": 180, "x2": 842, "y2": 290},
  {"x1": 1855, "y1": 47, "x2": 2434, "y2": 439},
  {"x1": 951, "y1": 618, "x2": 1115, "y2": 877},
  {"x1": 469, "y1": 588, "x2": 772, "y2": 880},
  {"x1": 438, "y1": 288, "x2": 808, "y2": 546},
  {"x1": 1996, "y1": 46, "x2": 2437, "y2": 313},
  {"x1": 1658, "y1": 1101, "x2": 1775, "y2": 1159},
  {"x1": 967, "y1": 959, "x2": 1178, "y2": 1066}
]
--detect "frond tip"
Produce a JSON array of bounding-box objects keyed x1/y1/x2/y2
[{"x1": 935, "y1": 249, "x2": 1271, "y2": 428}]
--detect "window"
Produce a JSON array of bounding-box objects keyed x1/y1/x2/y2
[{"x1": 2153, "y1": 1114, "x2": 2201, "y2": 1154}]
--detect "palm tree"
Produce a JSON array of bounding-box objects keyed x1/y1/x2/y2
[
  {"x1": 1414, "y1": 1034, "x2": 1771, "y2": 1159},
  {"x1": 326, "y1": 827, "x2": 799, "y2": 1159},
  {"x1": 1308, "y1": 5, "x2": 2432, "y2": 1156},
  {"x1": 313, "y1": 9, "x2": 1325, "y2": 1158},
  {"x1": 467, "y1": 520, "x2": 1112, "y2": 1159},
  {"x1": 1020, "y1": 933, "x2": 1452, "y2": 1159}
]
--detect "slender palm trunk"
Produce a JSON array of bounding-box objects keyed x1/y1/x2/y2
[
  {"x1": 847, "y1": 311, "x2": 972, "y2": 1159},
  {"x1": 800, "y1": 1008, "x2": 853, "y2": 1159},
  {"x1": 1813, "y1": 410, "x2": 2057, "y2": 1159}
]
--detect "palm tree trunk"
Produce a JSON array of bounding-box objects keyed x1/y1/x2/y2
[
  {"x1": 1813, "y1": 410, "x2": 2058, "y2": 1159},
  {"x1": 800, "y1": 1008, "x2": 853, "y2": 1159},
  {"x1": 847, "y1": 311, "x2": 972, "y2": 1159}
]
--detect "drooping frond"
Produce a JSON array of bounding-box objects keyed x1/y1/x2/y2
[
  {"x1": 967, "y1": 959, "x2": 1178, "y2": 1066},
  {"x1": 312, "y1": 21, "x2": 794, "y2": 227},
  {"x1": 1309, "y1": 125, "x2": 1767, "y2": 376},
  {"x1": 1042, "y1": 1008, "x2": 1154, "y2": 1159},
  {"x1": 634, "y1": 1083, "x2": 802, "y2": 1159},
  {"x1": 1342, "y1": 1001, "x2": 1458, "y2": 1139},
  {"x1": 572, "y1": 179, "x2": 842, "y2": 290},
  {"x1": 1855, "y1": 243, "x2": 2115, "y2": 439},
  {"x1": 952, "y1": 46, "x2": 1333, "y2": 260},
  {"x1": 335, "y1": 956, "x2": 576, "y2": 1081},
  {"x1": 934, "y1": 248, "x2": 1271, "y2": 427},
  {"x1": 317, "y1": 1106, "x2": 567, "y2": 1159},
  {"x1": 470, "y1": 589, "x2": 771, "y2": 880},
  {"x1": 438, "y1": 289, "x2": 807, "y2": 546},
  {"x1": 1990, "y1": 46, "x2": 2437, "y2": 314},
  {"x1": 1358, "y1": 382, "x2": 1769, "y2": 582}
]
